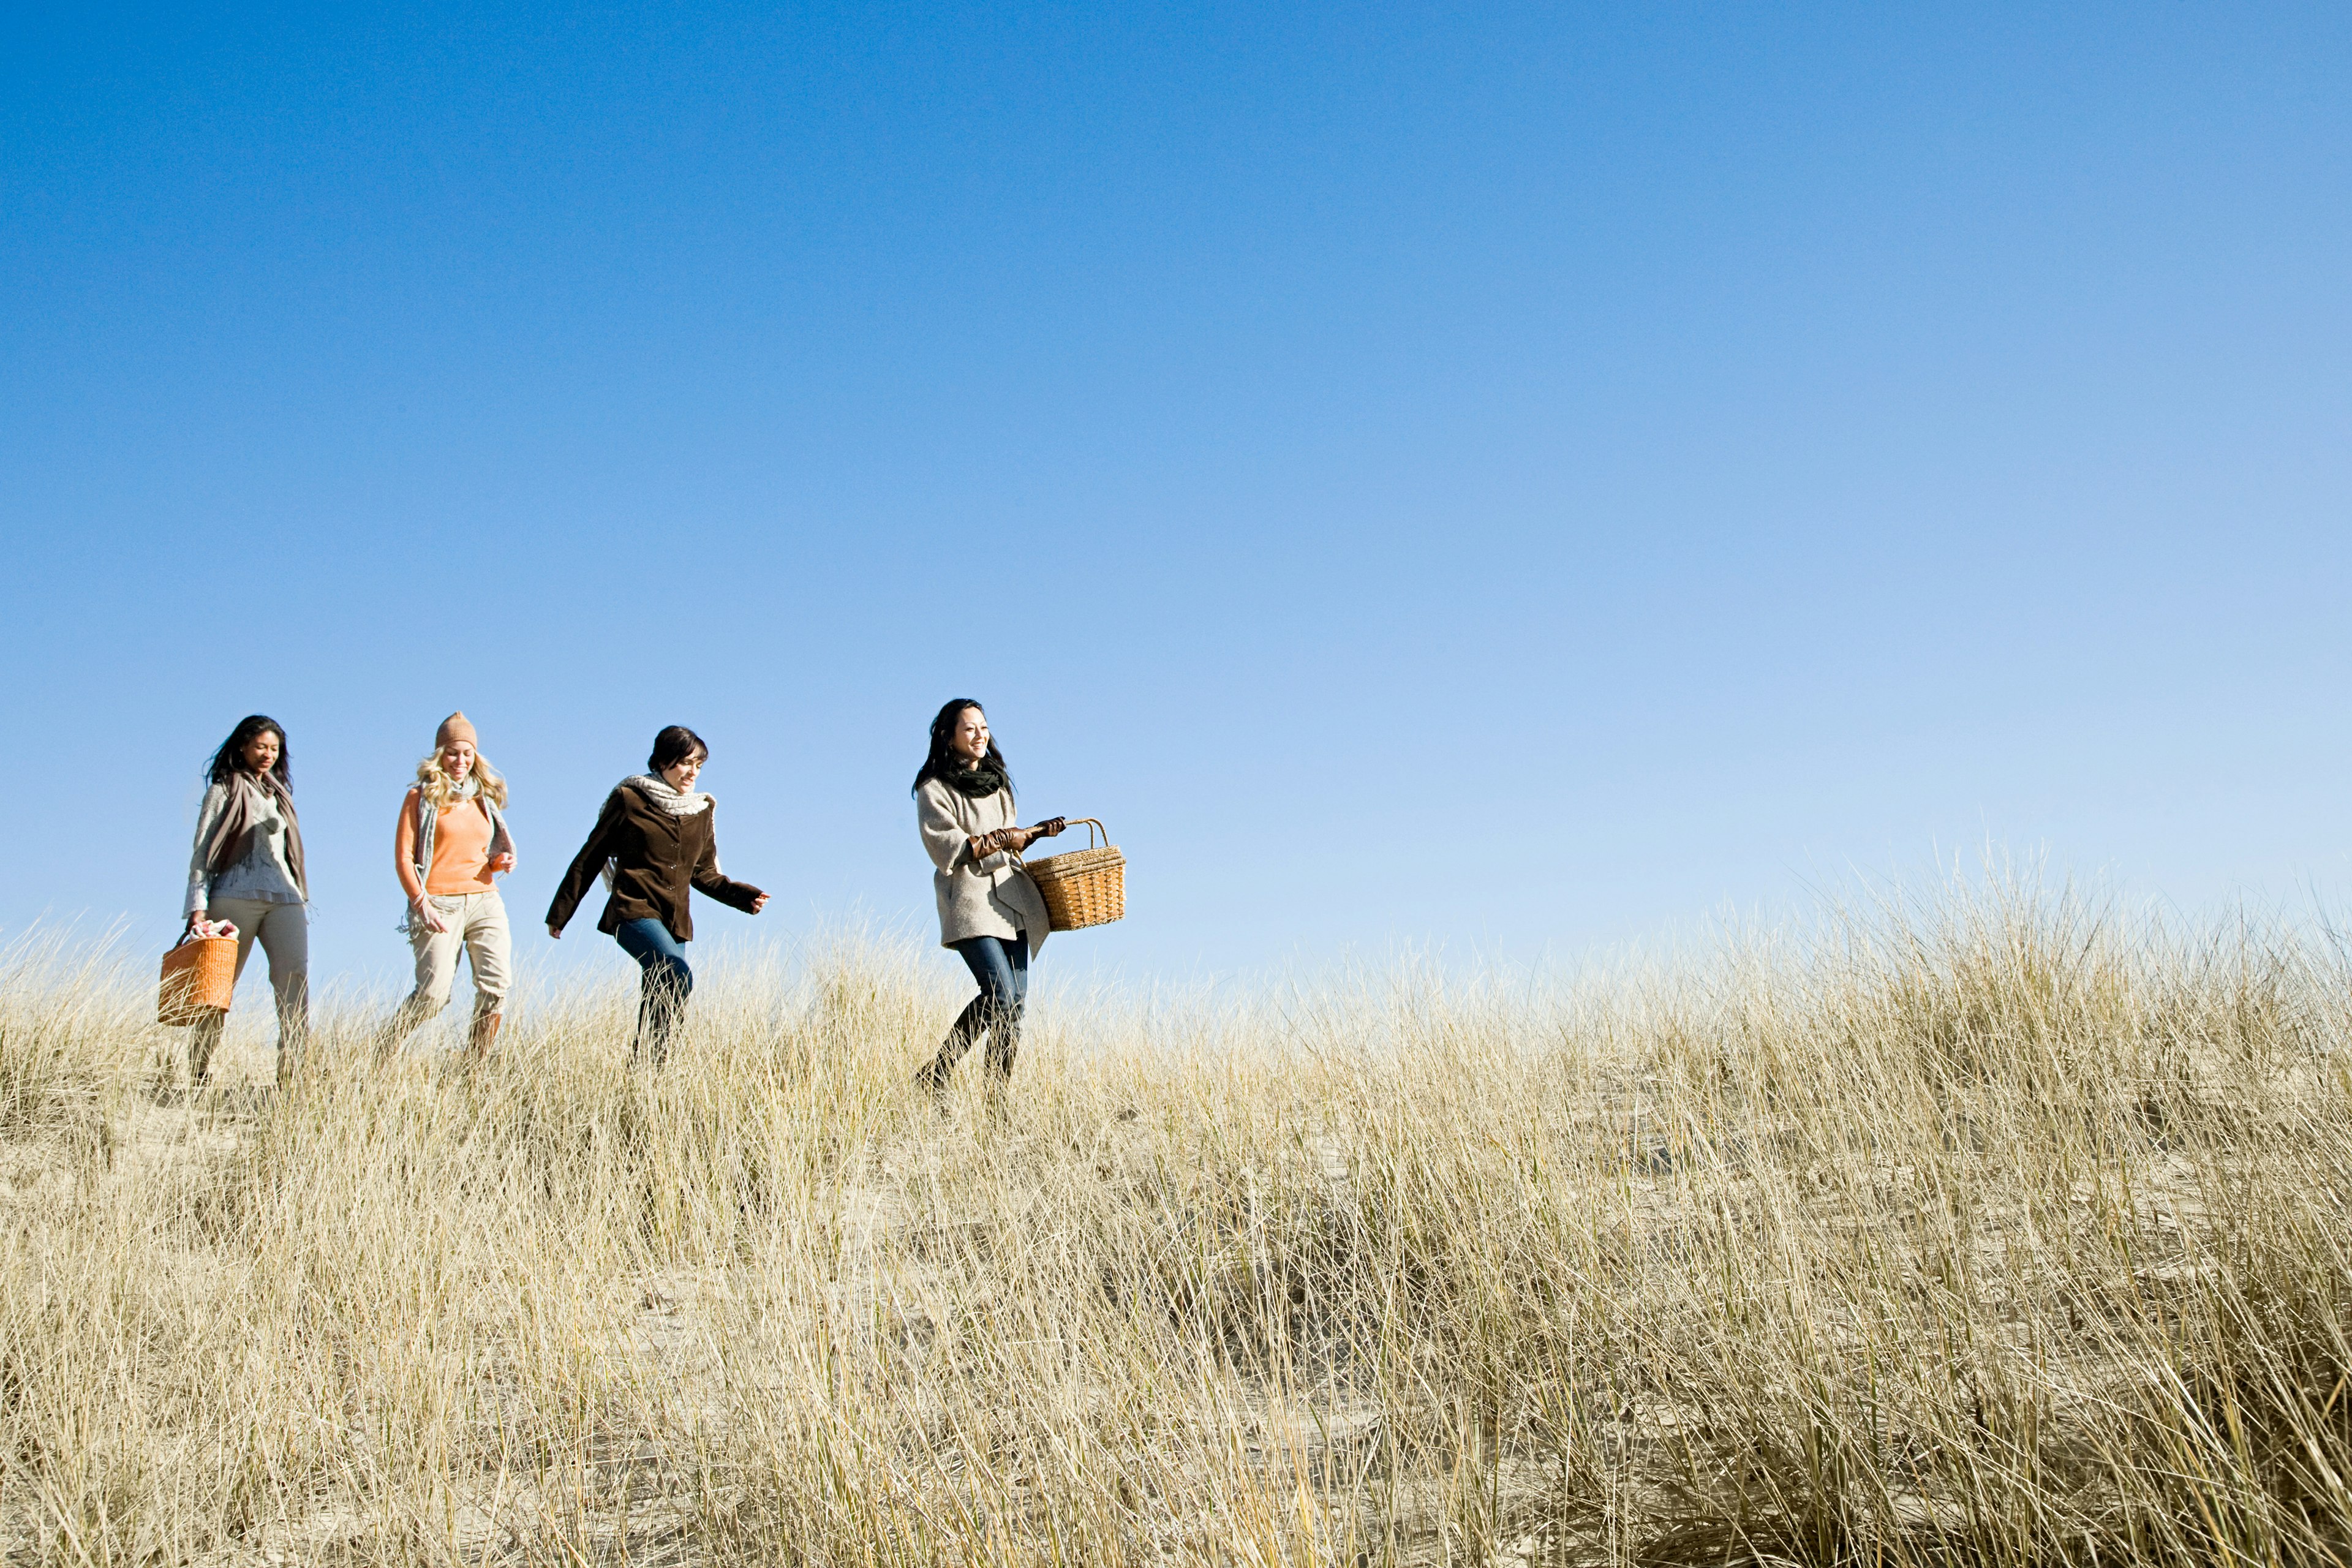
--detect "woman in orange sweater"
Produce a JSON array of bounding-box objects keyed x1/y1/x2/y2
[{"x1": 374, "y1": 712, "x2": 517, "y2": 1058}]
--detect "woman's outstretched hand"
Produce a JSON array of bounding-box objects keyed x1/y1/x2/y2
[
  {"x1": 489, "y1": 852, "x2": 516, "y2": 875},
  {"x1": 970, "y1": 822, "x2": 1061, "y2": 860},
  {"x1": 1005, "y1": 820, "x2": 1067, "y2": 853}
]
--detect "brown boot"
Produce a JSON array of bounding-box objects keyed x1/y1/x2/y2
[{"x1": 467, "y1": 1011, "x2": 502, "y2": 1060}]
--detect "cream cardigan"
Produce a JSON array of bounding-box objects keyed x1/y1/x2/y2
[{"x1": 916, "y1": 777, "x2": 1052, "y2": 954}]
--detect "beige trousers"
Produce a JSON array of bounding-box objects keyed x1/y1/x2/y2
[
  {"x1": 379, "y1": 889, "x2": 512, "y2": 1052},
  {"x1": 187, "y1": 895, "x2": 309, "y2": 1082}
]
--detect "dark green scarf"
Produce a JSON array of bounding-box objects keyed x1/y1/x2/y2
[{"x1": 941, "y1": 761, "x2": 1008, "y2": 799}]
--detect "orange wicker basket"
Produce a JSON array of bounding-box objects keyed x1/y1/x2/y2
[
  {"x1": 1019, "y1": 818, "x2": 1125, "y2": 932},
  {"x1": 158, "y1": 934, "x2": 238, "y2": 1027}
]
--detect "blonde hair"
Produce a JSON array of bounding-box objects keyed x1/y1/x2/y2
[{"x1": 414, "y1": 750, "x2": 508, "y2": 810}]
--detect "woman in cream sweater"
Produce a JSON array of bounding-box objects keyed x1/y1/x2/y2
[
  {"x1": 911, "y1": 699, "x2": 1065, "y2": 1105},
  {"x1": 375, "y1": 712, "x2": 517, "y2": 1060}
]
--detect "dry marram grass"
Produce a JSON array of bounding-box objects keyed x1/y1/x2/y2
[{"x1": 3, "y1": 883, "x2": 2351, "y2": 1564}]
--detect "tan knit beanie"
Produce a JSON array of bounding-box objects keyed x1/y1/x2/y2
[{"x1": 435, "y1": 712, "x2": 478, "y2": 749}]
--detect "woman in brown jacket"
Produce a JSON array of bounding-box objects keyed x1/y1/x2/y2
[{"x1": 546, "y1": 725, "x2": 768, "y2": 1063}]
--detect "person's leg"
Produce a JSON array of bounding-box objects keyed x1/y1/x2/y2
[
  {"x1": 253, "y1": 902, "x2": 311, "y2": 1082},
  {"x1": 613, "y1": 918, "x2": 662, "y2": 1052},
  {"x1": 916, "y1": 992, "x2": 989, "y2": 1099},
  {"x1": 614, "y1": 918, "x2": 692, "y2": 1065},
  {"x1": 462, "y1": 892, "x2": 513, "y2": 1057},
  {"x1": 645, "y1": 940, "x2": 693, "y2": 1063},
  {"x1": 188, "y1": 896, "x2": 267, "y2": 1083},
  {"x1": 918, "y1": 937, "x2": 1018, "y2": 1098},
  {"x1": 983, "y1": 935, "x2": 1031, "y2": 1080},
  {"x1": 186, "y1": 1009, "x2": 225, "y2": 1084},
  {"x1": 377, "y1": 905, "x2": 463, "y2": 1057}
]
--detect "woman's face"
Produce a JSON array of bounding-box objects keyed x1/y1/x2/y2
[
  {"x1": 660, "y1": 750, "x2": 706, "y2": 794},
  {"x1": 241, "y1": 729, "x2": 281, "y2": 775},
  {"x1": 950, "y1": 707, "x2": 990, "y2": 765},
  {"x1": 439, "y1": 741, "x2": 476, "y2": 782}
]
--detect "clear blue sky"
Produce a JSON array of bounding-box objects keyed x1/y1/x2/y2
[{"x1": 5, "y1": 3, "x2": 2348, "y2": 998}]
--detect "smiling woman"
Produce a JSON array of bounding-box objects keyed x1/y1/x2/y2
[
  {"x1": 373, "y1": 712, "x2": 518, "y2": 1061},
  {"x1": 179, "y1": 714, "x2": 309, "y2": 1087},
  {"x1": 545, "y1": 725, "x2": 771, "y2": 1066},
  {"x1": 911, "y1": 699, "x2": 1066, "y2": 1110}
]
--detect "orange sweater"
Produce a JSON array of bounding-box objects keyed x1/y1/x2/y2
[{"x1": 396, "y1": 789, "x2": 497, "y2": 897}]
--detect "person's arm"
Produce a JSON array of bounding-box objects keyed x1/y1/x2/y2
[
  {"x1": 975, "y1": 816, "x2": 1068, "y2": 859},
  {"x1": 912, "y1": 790, "x2": 1016, "y2": 879},
  {"x1": 394, "y1": 791, "x2": 424, "y2": 903},
  {"x1": 486, "y1": 802, "x2": 517, "y2": 876},
  {"x1": 1006, "y1": 816, "x2": 1068, "y2": 853},
  {"x1": 918, "y1": 783, "x2": 986, "y2": 873},
  {"x1": 545, "y1": 790, "x2": 624, "y2": 938},
  {"x1": 690, "y1": 804, "x2": 767, "y2": 913},
  {"x1": 184, "y1": 783, "x2": 227, "y2": 921}
]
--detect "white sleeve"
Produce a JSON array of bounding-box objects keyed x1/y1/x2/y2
[{"x1": 185, "y1": 783, "x2": 227, "y2": 914}]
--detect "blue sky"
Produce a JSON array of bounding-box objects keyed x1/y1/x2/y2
[{"x1": 4, "y1": 2, "x2": 2348, "y2": 999}]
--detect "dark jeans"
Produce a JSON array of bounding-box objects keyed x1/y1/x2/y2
[
  {"x1": 614, "y1": 917, "x2": 693, "y2": 1063},
  {"x1": 920, "y1": 934, "x2": 1030, "y2": 1087}
]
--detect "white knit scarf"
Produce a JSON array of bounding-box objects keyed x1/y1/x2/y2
[{"x1": 622, "y1": 774, "x2": 712, "y2": 815}]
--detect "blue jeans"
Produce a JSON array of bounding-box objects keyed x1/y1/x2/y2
[
  {"x1": 614, "y1": 918, "x2": 692, "y2": 1063},
  {"x1": 920, "y1": 934, "x2": 1029, "y2": 1086}
]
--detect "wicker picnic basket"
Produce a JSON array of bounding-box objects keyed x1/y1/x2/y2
[
  {"x1": 158, "y1": 934, "x2": 238, "y2": 1027},
  {"x1": 1019, "y1": 818, "x2": 1125, "y2": 931}
]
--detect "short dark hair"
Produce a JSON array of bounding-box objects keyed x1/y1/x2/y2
[
  {"x1": 648, "y1": 725, "x2": 709, "y2": 774},
  {"x1": 206, "y1": 715, "x2": 291, "y2": 791},
  {"x1": 911, "y1": 698, "x2": 1011, "y2": 796}
]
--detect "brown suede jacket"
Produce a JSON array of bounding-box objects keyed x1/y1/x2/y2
[{"x1": 546, "y1": 784, "x2": 764, "y2": 942}]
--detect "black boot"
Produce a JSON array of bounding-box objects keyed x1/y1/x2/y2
[{"x1": 915, "y1": 997, "x2": 987, "y2": 1112}]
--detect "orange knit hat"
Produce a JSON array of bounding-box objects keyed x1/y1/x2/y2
[{"x1": 435, "y1": 712, "x2": 478, "y2": 749}]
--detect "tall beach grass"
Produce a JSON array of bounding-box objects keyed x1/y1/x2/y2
[{"x1": 2, "y1": 878, "x2": 2349, "y2": 1564}]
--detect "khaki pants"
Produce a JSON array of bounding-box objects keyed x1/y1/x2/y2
[
  {"x1": 188, "y1": 895, "x2": 309, "y2": 1082},
  {"x1": 379, "y1": 890, "x2": 511, "y2": 1053}
]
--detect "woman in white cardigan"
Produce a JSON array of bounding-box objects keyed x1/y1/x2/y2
[{"x1": 912, "y1": 699, "x2": 1065, "y2": 1104}]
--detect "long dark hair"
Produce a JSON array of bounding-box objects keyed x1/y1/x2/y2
[
  {"x1": 911, "y1": 698, "x2": 1011, "y2": 795},
  {"x1": 648, "y1": 725, "x2": 709, "y2": 774},
  {"x1": 205, "y1": 715, "x2": 292, "y2": 792}
]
